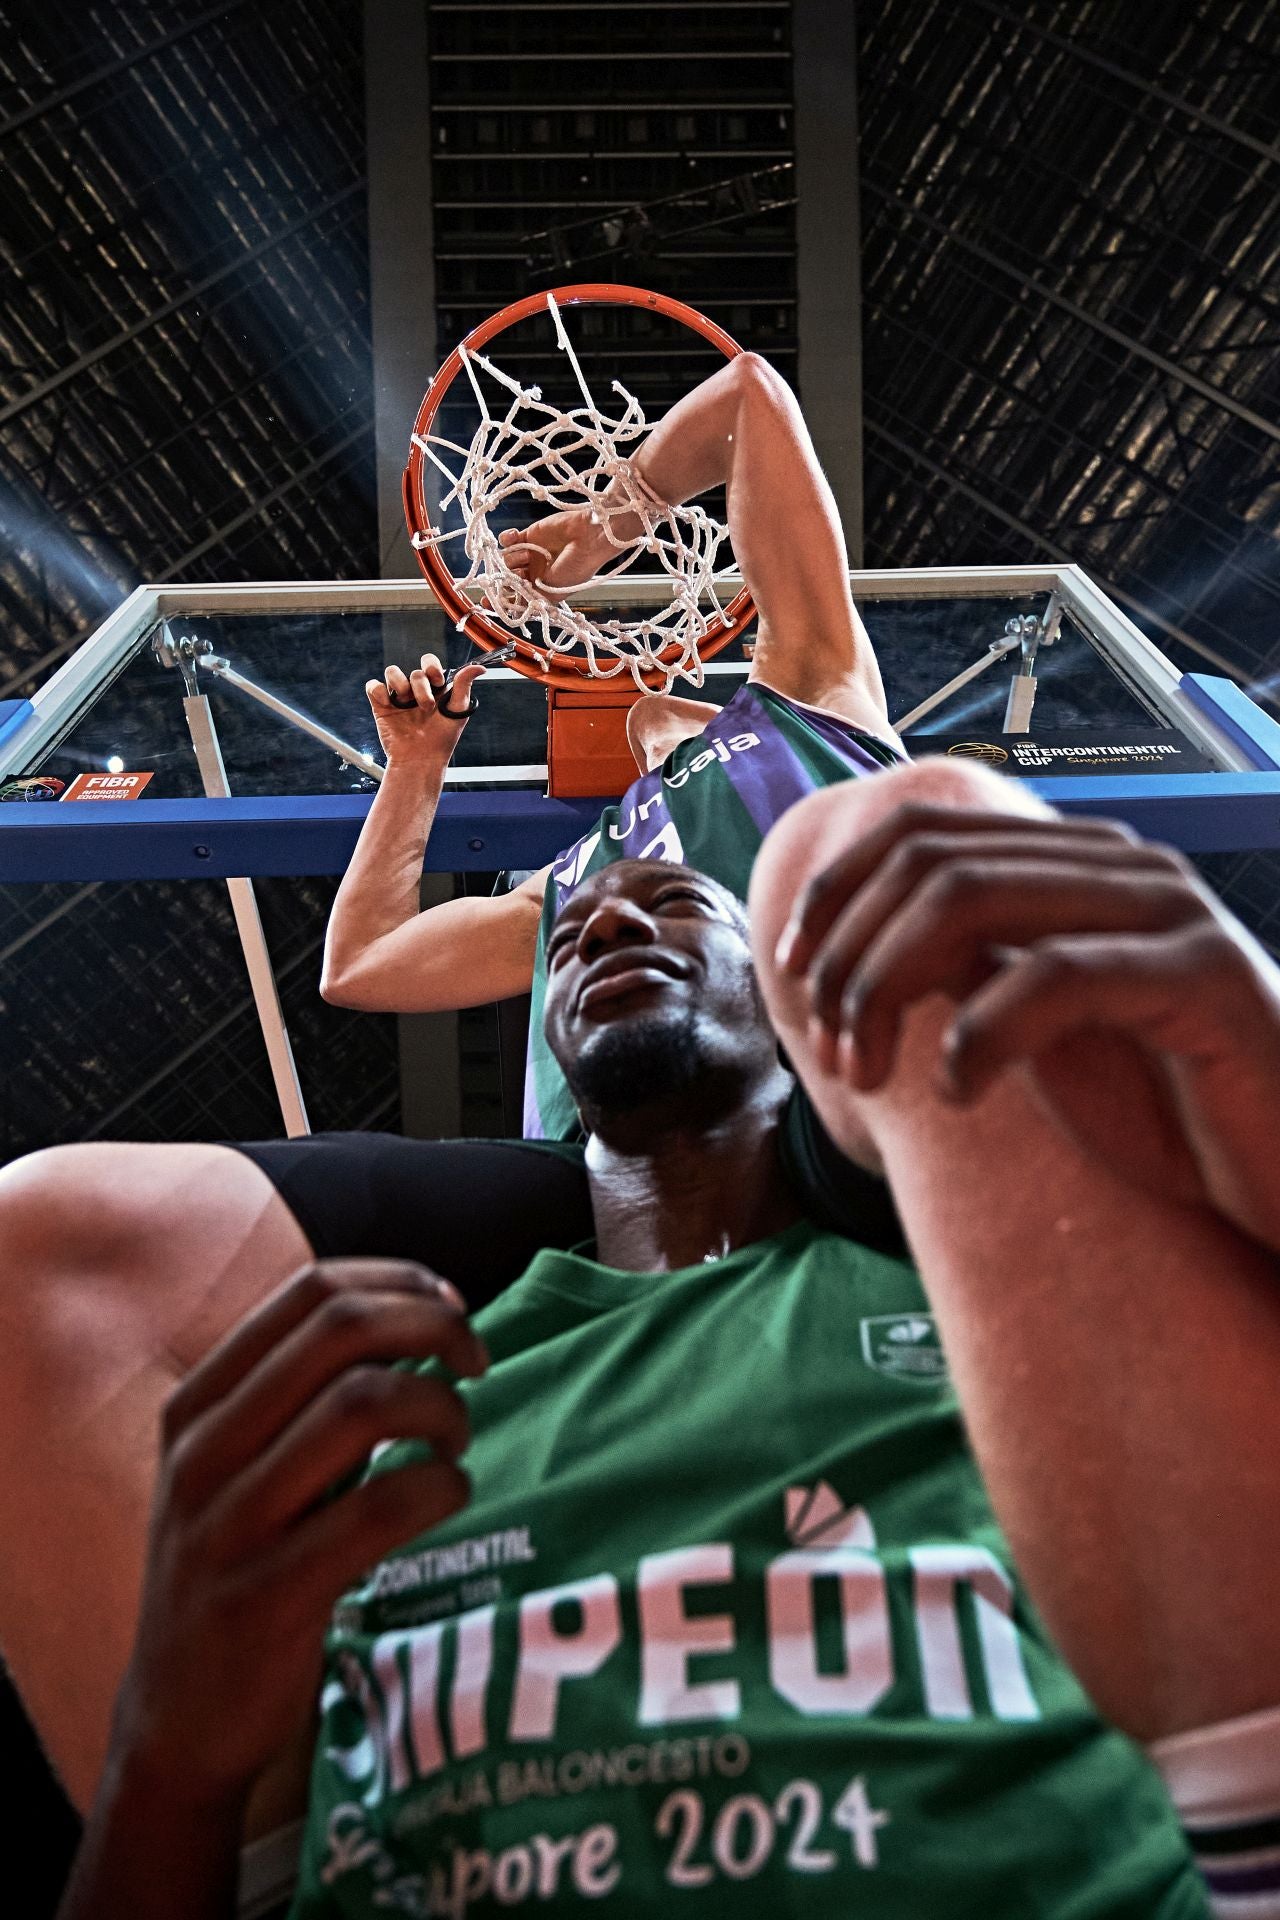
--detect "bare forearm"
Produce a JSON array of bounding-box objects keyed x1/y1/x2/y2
[
  {"x1": 614, "y1": 356, "x2": 879, "y2": 722},
  {"x1": 59, "y1": 1748, "x2": 244, "y2": 1920},
  {"x1": 753, "y1": 771, "x2": 1280, "y2": 1743},
  {"x1": 631, "y1": 356, "x2": 747, "y2": 506},
  {"x1": 586, "y1": 359, "x2": 749, "y2": 553},
  {"x1": 324, "y1": 756, "x2": 447, "y2": 987},
  {"x1": 863, "y1": 1006, "x2": 1280, "y2": 1738}
]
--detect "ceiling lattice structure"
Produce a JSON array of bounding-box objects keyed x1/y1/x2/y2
[
  {"x1": 859, "y1": 0, "x2": 1280, "y2": 705},
  {"x1": 1, "y1": 0, "x2": 1278, "y2": 1176},
  {"x1": 0, "y1": 0, "x2": 393, "y2": 1162},
  {"x1": 0, "y1": 0, "x2": 376, "y2": 700}
]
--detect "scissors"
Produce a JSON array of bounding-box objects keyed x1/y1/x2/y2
[{"x1": 389, "y1": 640, "x2": 518, "y2": 719}]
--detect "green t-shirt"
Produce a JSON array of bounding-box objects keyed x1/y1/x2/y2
[{"x1": 290, "y1": 1224, "x2": 1203, "y2": 1918}]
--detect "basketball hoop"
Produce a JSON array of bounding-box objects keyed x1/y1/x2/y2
[{"x1": 402, "y1": 284, "x2": 756, "y2": 693}]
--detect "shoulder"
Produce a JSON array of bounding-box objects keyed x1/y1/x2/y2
[
  {"x1": 512, "y1": 864, "x2": 553, "y2": 905},
  {"x1": 745, "y1": 678, "x2": 906, "y2": 764}
]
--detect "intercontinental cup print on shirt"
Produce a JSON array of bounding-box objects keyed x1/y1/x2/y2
[
  {"x1": 524, "y1": 682, "x2": 901, "y2": 1140},
  {"x1": 290, "y1": 1225, "x2": 1206, "y2": 1919}
]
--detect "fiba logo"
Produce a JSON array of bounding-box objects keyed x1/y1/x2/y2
[{"x1": 946, "y1": 741, "x2": 1009, "y2": 766}]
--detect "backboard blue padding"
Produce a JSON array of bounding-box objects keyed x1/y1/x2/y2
[
  {"x1": 1027, "y1": 772, "x2": 1280, "y2": 849},
  {"x1": 4, "y1": 774, "x2": 1280, "y2": 880},
  {"x1": 0, "y1": 792, "x2": 606, "y2": 882},
  {"x1": 1181, "y1": 674, "x2": 1280, "y2": 772},
  {"x1": 0, "y1": 699, "x2": 35, "y2": 756}
]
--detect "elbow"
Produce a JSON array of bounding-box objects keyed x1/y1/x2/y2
[
  {"x1": 320, "y1": 956, "x2": 368, "y2": 1008},
  {"x1": 732, "y1": 350, "x2": 797, "y2": 413},
  {"x1": 319, "y1": 967, "x2": 353, "y2": 1007},
  {"x1": 320, "y1": 961, "x2": 405, "y2": 1013},
  {"x1": 320, "y1": 930, "x2": 370, "y2": 1008}
]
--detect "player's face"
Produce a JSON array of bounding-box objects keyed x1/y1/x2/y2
[{"x1": 542, "y1": 861, "x2": 775, "y2": 1125}]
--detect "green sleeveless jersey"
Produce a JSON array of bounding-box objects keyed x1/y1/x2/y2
[
  {"x1": 525, "y1": 682, "x2": 900, "y2": 1140},
  {"x1": 291, "y1": 1224, "x2": 1204, "y2": 1919}
]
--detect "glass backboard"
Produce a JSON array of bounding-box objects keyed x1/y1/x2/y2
[{"x1": 2, "y1": 566, "x2": 1280, "y2": 887}]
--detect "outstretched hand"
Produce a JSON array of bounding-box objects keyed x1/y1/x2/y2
[
  {"x1": 776, "y1": 803, "x2": 1280, "y2": 1251},
  {"x1": 108, "y1": 1259, "x2": 486, "y2": 1815},
  {"x1": 365, "y1": 653, "x2": 488, "y2": 766},
  {"x1": 498, "y1": 495, "x2": 643, "y2": 597}
]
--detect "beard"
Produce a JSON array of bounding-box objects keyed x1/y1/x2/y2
[{"x1": 569, "y1": 1004, "x2": 744, "y2": 1129}]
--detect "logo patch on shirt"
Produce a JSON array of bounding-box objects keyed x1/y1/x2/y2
[
  {"x1": 785, "y1": 1480, "x2": 875, "y2": 1549},
  {"x1": 859, "y1": 1313, "x2": 948, "y2": 1385}
]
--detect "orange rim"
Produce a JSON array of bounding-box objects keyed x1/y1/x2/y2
[{"x1": 402, "y1": 283, "x2": 755, "y2": 692}]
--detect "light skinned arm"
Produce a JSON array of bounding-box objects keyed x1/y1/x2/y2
[
  {"x1": 500, "y1": 352, "x2": 894, "y2": 739},
  {"x1": 320, "y1": 651, "x2": 548, "y2": 1012},
  {"x1": 775, "y1": 796, "x2": 1280, "y2": 1252},
  {"x1": 57, "y1": 1259, "x2": 486, "y2": 1919},
  {"x1": 751, "y1": 759, "x2": 1280, "y2": 1743}
]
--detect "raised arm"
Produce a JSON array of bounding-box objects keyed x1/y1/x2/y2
[
  {"x1": 320, "y1": 653, "x2": 546, "y2": 1013},
  {"x1": 501, "y1": 353, "x2": 893, "y2": 739}
]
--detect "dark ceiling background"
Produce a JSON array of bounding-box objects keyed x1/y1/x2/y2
[
  {"x1": 2, "y1": 0, "x2": 1279, "y2": 1170},
  {"x1": 861, "y1": 0, "x2": 1280, "y2": 691},
  {"x1": 0, "y1": 0, "x2": 395, "y2": 1160}
]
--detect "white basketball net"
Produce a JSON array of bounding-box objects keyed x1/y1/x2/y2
[{"x1": 410, "y1": 293, "x2": 740, "y2": 690}]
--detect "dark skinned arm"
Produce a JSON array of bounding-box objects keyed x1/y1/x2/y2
[{"x1": 57, "y1": 1259, "x2": 487, "y2": 1918}]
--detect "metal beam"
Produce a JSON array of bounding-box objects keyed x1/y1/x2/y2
[
  {"x1": 363, "y1": 0, "x2": 460, "y2": 1138},
  {"x1": 862, "y1": 177, "x2": 1280, "y2": 448},
  {"x1": 161, "y1": 420, "x2": 370, "y2": 578},
  {"x1": 792, "y1": 0, "x2": 862, "y2": 561},
  {"x1": 863, "y1": 415, "x2": 1280, "y2": 706},
  {"x1": 9, "y1": 775, "x2": 1280, "y2": 874},
  {"x1": 183, "y1": 691, "x2": 310, "y2": 1136},
  {"x1": 364, "y1": 0, "x2": 439, "y2": 578},
  {"x1": 430, "y1": 50, "x2": 786, "y2": 62},
  {"x1": 430, "y1": 3, "x2": 788, "y2": 9},
  {"x1": 0, "y1": 791, "x2": 604, "y2": 883},
  {"x1": 431, "y1": 100, "x2": 791, "y2": 112},
  {"x1": 973, "y1": 1, "x2": 1280, "y2": 169},
  {"x1": 0, "y1": 185, "x2": 365, "y2": 430},
  {"x1": 78, "y1": 929, "x2": 325, "y2": 1142},
  {"x1": 0, "y1": 0, "x2": 255, "y2": 141},
  {"x1": 864, "y1": 263, "x2": 1280, "y2": 610},
  {"x1": 1, "y1": 420, "x2": 373, "y2": 697}
]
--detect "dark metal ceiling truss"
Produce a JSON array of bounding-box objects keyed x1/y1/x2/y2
[
  {"x1": 3, "y1": 0, "x2": 1280, "y2": 1167},
  {"x1": 859, "y1": 0, "x2": 1280, "y2": 700}
]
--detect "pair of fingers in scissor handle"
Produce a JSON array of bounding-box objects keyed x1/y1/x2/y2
[{"x1": 387, "y1": 642, "x2": 519, "y2": 719}]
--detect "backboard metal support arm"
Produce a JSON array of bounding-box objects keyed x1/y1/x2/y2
[
  {"x1": 896, "y1": 598, "x2": 1065, "y2": 738},
  {"x1": 1003, "y1": 592, "x2": 1064, "y2": 735},
  {"x1": 894, "y1": 633, "x2": 1021, "y2": 733},
  {"x1": 203, "y1": 656, "x2": 384, "y2": 786},
  {"x1": 182, "y1": 691, "x2": 310, "y2": 1138},
  {"x1": 163, "y1": 636, "x2": 548, "y2": 786}
]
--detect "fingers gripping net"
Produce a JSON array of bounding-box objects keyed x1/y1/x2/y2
[{"x1": 410, "y1": 296, "x2": 737, "y2": 690}]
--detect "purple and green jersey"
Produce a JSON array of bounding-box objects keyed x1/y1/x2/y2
[{"x1": 524, "y1": 682, "x2": 901, "y2": 1140}]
